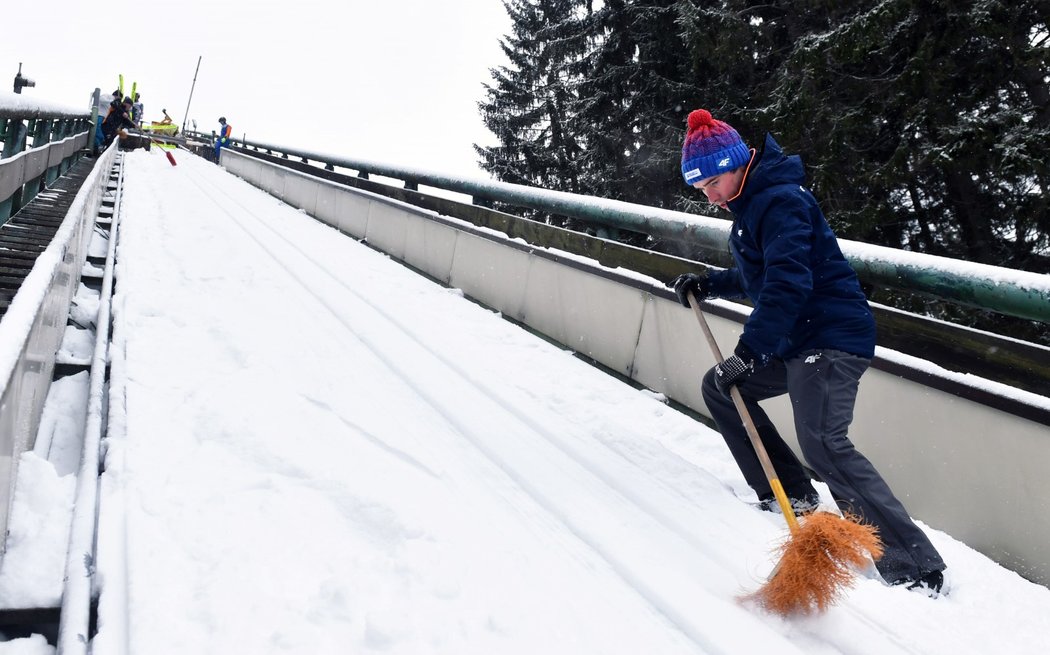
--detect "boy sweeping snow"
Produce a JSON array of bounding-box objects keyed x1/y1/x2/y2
[{"x1": 669, "y1": 109, "x2": 945, "y2": 595}]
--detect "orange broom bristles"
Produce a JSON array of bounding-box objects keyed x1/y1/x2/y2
[{"x1": 746, "y1": 511, "x2": 883, "y2": 616}]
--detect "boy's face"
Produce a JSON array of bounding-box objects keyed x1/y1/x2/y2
[{"x1": 692, "y1": 167, "x2": 745, "y2": 210}]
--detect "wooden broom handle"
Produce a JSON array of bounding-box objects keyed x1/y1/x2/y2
[{"x1": 687, "y1": 292, "x2": 800, "y2": 533}]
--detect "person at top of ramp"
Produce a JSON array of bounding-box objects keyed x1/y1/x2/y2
[{"x1": 214, "y1": 116, "x2": 232, "y2": 162}]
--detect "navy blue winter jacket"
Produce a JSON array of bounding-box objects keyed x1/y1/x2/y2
[{"x1": 708, "y1": 133, "x2": 876, "y2": 360}]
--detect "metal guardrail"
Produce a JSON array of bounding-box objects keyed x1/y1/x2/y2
[
  {"x1": 194, "y1": 132, "x2": 1050, "y2": 325},
  {"x1": 0, "y1": 91, "x2": 94, "y2": 221},
  {"x1": 56, "y1": 149, "x2": 122, "y2": 655}
]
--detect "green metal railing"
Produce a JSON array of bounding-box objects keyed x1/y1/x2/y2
[
  {"x1": 0, "y1": 90, "x2": 95, "y2": 221},
  {"x1": 199, "y1": 134, "x2": 1050, "y2": 324}
]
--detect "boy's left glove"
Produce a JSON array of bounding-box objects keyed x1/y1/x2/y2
[
  {"x1": 668, "y1": 272, "x2": 710, "y2": 307},
  {"x1": 714, "y1": 342, "x2": 770, "y2": 397}
]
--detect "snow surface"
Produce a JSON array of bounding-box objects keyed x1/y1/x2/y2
[{"x1": 2, "y1": 149, "x2": 1050, "y2": 653}]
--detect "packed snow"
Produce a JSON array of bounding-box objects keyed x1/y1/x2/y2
[{"x1": 1, "y1": 149, "x2": 1049, "y2": 653}]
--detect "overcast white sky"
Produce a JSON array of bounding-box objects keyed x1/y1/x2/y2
[{"x1": 2, "y1": 0, "x2": 511, "y2": 177}]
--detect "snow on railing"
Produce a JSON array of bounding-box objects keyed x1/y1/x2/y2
[
  {"x1": 0, "y1": 90, "x2": 90, "y2": 121},
  {"x1": 217, "y1": 135, "x2": 1050, "y2": 324}
]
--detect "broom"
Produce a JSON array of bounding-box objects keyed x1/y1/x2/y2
[
  {"x1": 686, "y1": 291, "x2": 882, "y2": 615},
  {"x1": 147, "y1": 137, "x2": 178, "y2": 166}
]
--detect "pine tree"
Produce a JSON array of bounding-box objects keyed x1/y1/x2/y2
[
  {"x1": 591, "y1": 0, "x2": 695, "y2": 210},
  {"x1": 479, "y1": 0, "x2": 695, "y2": 215},
  {"x1": 673, "y1": 0, "x2": 811, "y2": 215},
  {"x1": 476, "y1": 0, "x2": 1049, "y2": 341},
  {"x1": 475, "y1": 0, "x2": 587, "y2": 194},
  {"x1": 766, "y1": 0, "x2": 1050, "y2": 272},
  {"x1": 479, "y1": 0, "x2": 1049, "y2": 275}
]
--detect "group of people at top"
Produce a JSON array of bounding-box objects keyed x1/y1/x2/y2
[
  {"x1": 98, "y1": 89, "x2": 140, "y2": 149},
  {"x1": 98, "y1": 88, "x2": 232, "y2": 164}
]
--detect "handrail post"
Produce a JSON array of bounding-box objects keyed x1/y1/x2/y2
[
  {"x1": 89, "y1": 88, "x2": 100, "y2": 156},
  {"x1": 2, "y1": 118, "x2": 26, "y2": 158}
]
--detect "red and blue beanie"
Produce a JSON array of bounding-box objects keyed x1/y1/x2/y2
[{"x1": 680, "y1": 109, "x2": 751, "y2": 186}]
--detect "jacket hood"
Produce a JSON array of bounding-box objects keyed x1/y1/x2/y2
[{"x1": 730, "y1": 133, "x2": 806, "y2": 211}]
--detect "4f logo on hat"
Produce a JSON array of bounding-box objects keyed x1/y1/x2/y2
[{"x1": 717, "y1": 157, "x2": 731, "y2": 168}]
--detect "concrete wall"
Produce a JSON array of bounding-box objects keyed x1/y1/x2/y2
[{"x1": 223, "y1": 149, "x2": 1050, "y2": 586}]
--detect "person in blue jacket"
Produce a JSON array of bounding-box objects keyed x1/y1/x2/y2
[
  {"x1": 215, "y1": 116, "x2": 232, "y2": 161},
  {"x1": 669, "y1": 109, "x2": 946, "y2": 595}
]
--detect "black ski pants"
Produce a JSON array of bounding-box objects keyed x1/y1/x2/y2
[{"x1": 701, "y1": 348, "x2": 945, "y2": 583}]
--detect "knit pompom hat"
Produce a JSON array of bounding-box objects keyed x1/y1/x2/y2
[{"x1": 680, "y1": 109, "x2": 751, "y2": 185}]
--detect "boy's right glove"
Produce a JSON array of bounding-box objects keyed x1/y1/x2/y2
[
  {"x1": 669, "y1": 272, "x2": 710, "y2": 307},
  {"x1": 714, "y1": 342, "x2": 770, "y2": 397}
]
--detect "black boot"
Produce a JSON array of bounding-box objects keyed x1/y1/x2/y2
[
  {"x1": 893, "y1": 569, "x2": 945, "y2": 597},
  {"x1": 756, "y1": 490, "x2": 821, "y2": 516}
]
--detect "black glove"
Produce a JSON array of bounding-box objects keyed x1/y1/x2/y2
[
  {"x1": 669, "y1": 272, "x2": 710, "y2": 307},
  {"x1": 714, "y1": 342, "x2": 769, "y2": 397}
]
